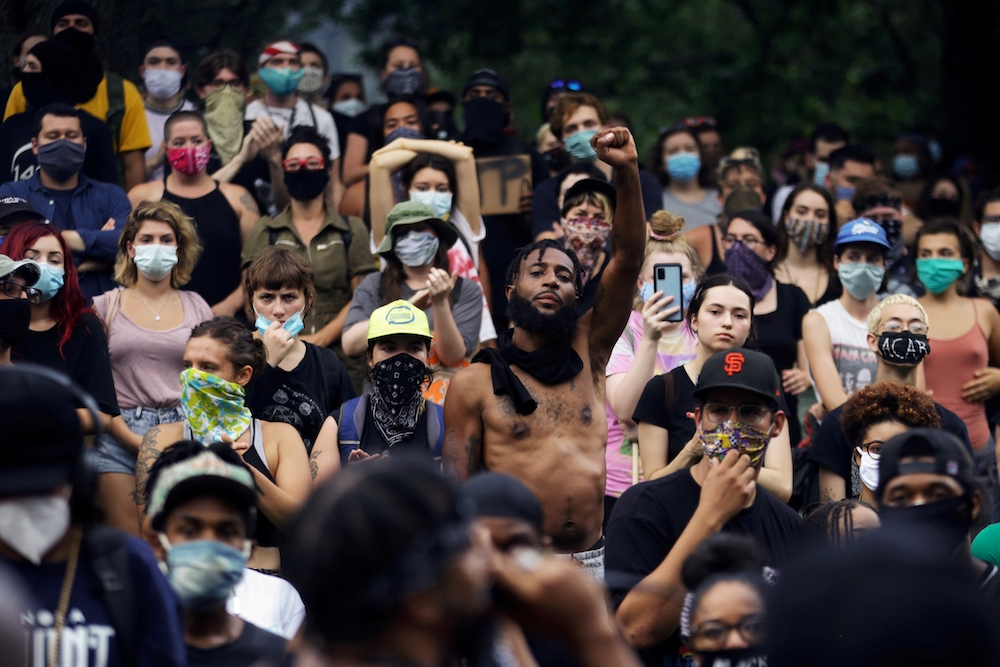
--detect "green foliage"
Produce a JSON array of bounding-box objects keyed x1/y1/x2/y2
[{"x1": 325, "y1": 0, "x2": 943, "y2": 160}]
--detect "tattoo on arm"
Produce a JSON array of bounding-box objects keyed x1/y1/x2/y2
[
  {"x1": 240, "y1": 192, "x2": 260, "y2": 216},
  {"x1": 133, "y1": 426, "x2": 163, "y2": 510},
  {"x1": 309, "y1": 448, "x2": 320, "y2": 480},
  {"x1": 820, "y1": 486, "x2": 835, "y2": 503}
]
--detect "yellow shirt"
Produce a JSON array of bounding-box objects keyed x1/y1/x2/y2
[{"x1": 4, "y1": 74, "x2": 152, "y2": 154}]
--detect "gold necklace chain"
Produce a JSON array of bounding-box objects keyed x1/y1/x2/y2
[{"x1": 49, "y1": 527, "x2": 82, "y2": 667}]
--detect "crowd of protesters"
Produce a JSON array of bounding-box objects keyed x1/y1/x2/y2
[{"x1": 3, "y1": 2, "x2": 1000, "y2": 666}]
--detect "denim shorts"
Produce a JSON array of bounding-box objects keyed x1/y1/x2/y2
[{"x1": 92, "y1": 406, "x2": 184, "y2": 475}]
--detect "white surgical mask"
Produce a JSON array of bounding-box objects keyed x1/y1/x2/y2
[
  {"x1": 0, "y1": 495, "x2": 71, "y2": 565},
  {"x1": 144, "y1": 68, "x2": 183, "y2": 101},
  {"x1": 333, "y1": 98, "x2": 366, "y2": 118},
  {"x1": 133, "y1": 243, "x2": 179, "y2": 282},
  {"x1": 981, "y1": 222, "x2": 1000, "y2": 263},
  {"x1": 409, "y1": 190, "x2": 453, "y2": 219},
  {"x1": 856, "y1": 447, "x2": 880, "y2": 491}
]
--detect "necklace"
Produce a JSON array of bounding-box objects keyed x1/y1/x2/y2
[
  {"x1": 136, "y1": 290, "x2": 173, "y2": 321},
  {"x1": 49, "y1": 528, "x2": 82, "y2": 667}
]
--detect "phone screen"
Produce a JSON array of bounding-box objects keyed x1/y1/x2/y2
[{"x1": 653, "y1": 263, "x2": 684, "y2": 323}]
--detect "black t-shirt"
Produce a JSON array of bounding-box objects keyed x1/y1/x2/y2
[
  {"x1": 633, "y1": 367, "x2": 699, "y2": 463},
  {"x1": 0, "y1": 109, "x2": 118, "y2": 185},
  {"x1": 633, "y1": 367, "x2": 789, "y2": 463},
  {"x1": 807, "y1": 401, "x2": 973, "y2": 483},
  {"x1": 186, "y1": 620, "x2": 286, "y2": 667},
  {"x1": 756, "y1": 282, "x2": 811, "y2": 445},
  {"x1": 11, "y1": 312, "x2": 119, "y2": 415},
  {"x1": 606, "y1": 468, "x2": 804, "y2": 667},
  {"x1": 245, "y1": 343, "x2": 355, "y2": 453}
]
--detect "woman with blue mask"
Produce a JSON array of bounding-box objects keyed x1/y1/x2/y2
[
  {"x1": 723, "y1": 209, "x2": 812, "y2": 447},
  {"x1": 632, "y1": 273, "x2": 794, "y2": 502},
  {"x1": 917, "y1": 219, "x2": 1000, "y2": 455},
  {"x1": 603, "y1": 211, "x2": 701, "y2": 517},
  {"x1": 341, "y1": 201, "x2": 483, "y2": 405},
  {"x1": 90, "y1": 201, "x2": 213, "y2": 535},
  {"x1": 368, "y1": 138, "x2": 497, "y2": 349},
  {"x1": 803, "y1": 219, "x2": 889, "y2": 414},
  {"x1": 652, "y1": 126, "x2": 721, "y2": 230},
  {"x1": 135, "y1": 317, "x2": 312, "y2": 575},
  {"x1": 0, "y1": 220, "x2": 119, "y2": 445},
  {"x1": 243, "y1": 246, "x2": 354, "y2": 469}
]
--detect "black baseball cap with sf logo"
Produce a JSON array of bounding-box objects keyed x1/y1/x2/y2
[{"x1": 692, "y1": 347, "x2": 782, "y2": 407}]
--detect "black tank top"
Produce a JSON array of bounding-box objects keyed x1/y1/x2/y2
[
  {"x1": 239, "y1": 420, "x2": 283, "y2": 549},
  {"x1": 162, "y1": 180, "x2": 242, "y2": 307},
  {"x1": 706, "y1": 224, "x2": 728, "y2": 276}
]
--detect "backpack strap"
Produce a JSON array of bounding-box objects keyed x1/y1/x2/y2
[
  {"x1": 268, "y1": 228, "x2": 278, "y2": 246},
  {"x1": 104, "y1": 73, "x2": 127, "y2": 188},
  {"x1": 85, "y1": 526, "x2": 137, "y2": 667},
  {"x1": 427, "y1": 402, "x2": 444, "y2": 455},
  {"x1": 337, "y1": 396, "x2": 363, "y2": 463}
]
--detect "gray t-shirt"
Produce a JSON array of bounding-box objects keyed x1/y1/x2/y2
[
  {"x1": 661, "y1": 188, "x2": 722, "y2": 229},
  {"x1": 344, "y1": 272, "x2": 483, "y2": 358}
]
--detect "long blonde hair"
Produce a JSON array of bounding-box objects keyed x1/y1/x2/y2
[{"x1": 114, "y1": 200, "x2": 202, "y2": 288}]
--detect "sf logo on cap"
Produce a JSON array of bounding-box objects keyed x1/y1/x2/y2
[{"x1": 724, "y1": 352, "x2": 744, "y2": 376}]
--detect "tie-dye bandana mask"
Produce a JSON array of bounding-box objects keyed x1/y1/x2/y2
[
  {"x1": 700, "y1": 421, "x2": 771, "y2": 467},
  {"x1": 563, "y1": 216, "x2": 612, "y2": 282},
  {"x1": 180, "y1": 367, "x2": 253, "y2": 444}
]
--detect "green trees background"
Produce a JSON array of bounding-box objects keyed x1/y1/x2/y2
[{"x1": 3, "y1": 0, "x2": 998, "y2": 178}]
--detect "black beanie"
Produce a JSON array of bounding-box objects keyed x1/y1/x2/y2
[{"x1": 50, "y1": 1, "x2": 100, "y2": 33}]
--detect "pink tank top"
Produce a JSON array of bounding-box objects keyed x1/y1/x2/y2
[{"x1": 924, "y1": 301, "x2": 991, "y2": 449}]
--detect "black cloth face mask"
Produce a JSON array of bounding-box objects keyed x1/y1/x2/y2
[
  {"x1": 283, "y1": 169, "x2": 329, "y2": 202},
  {"x1": 878, "y1": 331, "x2": 930, "y2": 365},
  {"x1": 462, "y1": 97, "x2": 507, "y2": 147}
]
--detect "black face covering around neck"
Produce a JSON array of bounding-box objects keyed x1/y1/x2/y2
[{"x1": 462, "y1": 97, "x2": 507, "y2": 146}]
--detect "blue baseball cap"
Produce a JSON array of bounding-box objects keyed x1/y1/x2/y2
[{"x1": 834, "y1": 217, "x2": 891, "y2": 251}]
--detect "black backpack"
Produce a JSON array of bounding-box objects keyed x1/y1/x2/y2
[{"x1": 84, "y1": 526, "x2": 138, "y2": 667}]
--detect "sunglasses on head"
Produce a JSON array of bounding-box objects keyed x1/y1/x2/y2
[
  {"x1": 549, "y1": 79, "x2": 583, "y2": 92},
  {"x1": 674, "y1": 116, "x2": 717, "y2": 130}
]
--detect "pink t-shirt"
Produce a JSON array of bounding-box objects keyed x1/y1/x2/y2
[
  {"x1": 93, "y1": 289, "x2": 214, "y2": 409},
  {"x1": 604, "y1": 310, "x2": 697, "y2": 497}
]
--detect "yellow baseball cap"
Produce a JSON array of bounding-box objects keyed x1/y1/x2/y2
[{"x1": 367, "y1": 300, "x2": 433, "y2": 342}]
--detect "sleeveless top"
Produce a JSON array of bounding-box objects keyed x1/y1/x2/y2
[
  {"x1": 814, "y1": 299, "x2": 878, "y2": 399},
  {"x1": 183, "y1": 419, "x2": 283, "y2": 547},
  {"x1": 924, "y1": 301, "x2": 992, "y2": 449},
  {"x1": 705, "y1": 225, "x2": 728, "y2": 276},
  {"x1": 162, "y1": 180, "x2": 242, "y2": 307}
]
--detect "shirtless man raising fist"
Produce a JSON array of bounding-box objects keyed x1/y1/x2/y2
[{"x1": 443, "y1": 126, "x2": 645, "y2": 574}]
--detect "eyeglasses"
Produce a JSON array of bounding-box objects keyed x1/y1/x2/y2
[
  {"x1": 0, "y1": 280, "x2": 41, "y2": 303},
  {"x1": 282, "y1": 157, "x2": 326, "y2": 172},
  {"x1": 982, "y1": 216, "x2": 1000, "y2": 225},
  {"x1": 859, "y1": 440, "x2": 885, "y2": 460},
  {"x1": 702, "y1": 402, "x2": 771, "y2": 427},
  {"x1": 549, "y1": 79, "x2": 582, "y2": 91},
  {"x1": 880, "y1": 319, "x2": 928, "y2": 335},
  {"x1": 722, "y1": 235, "x2": 766, "y2": 252},
  {"x1": 675, "y1": 116, "x2": 717, "y2": 130},
  {"x1": 690, "y1": 615, "x2": 766, "y2": 650},
  {"x1": 207, "y1": 80, "x2": 246, "y2": 92}
]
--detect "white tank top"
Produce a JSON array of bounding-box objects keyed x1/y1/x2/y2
[{"x1": 814, "y1": 299, "x2": 878, "y2": 399}]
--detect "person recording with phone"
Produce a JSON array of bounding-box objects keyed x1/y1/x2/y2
[
  {"x1": 721, "y1": 209, "x2": 811, "y2": 446},
  {"x1": 607, "y1": 348, "x2": 804, "y2": 667}
]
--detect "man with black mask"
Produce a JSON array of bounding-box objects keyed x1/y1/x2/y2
[
  {"x1": 0, "y1": 103, "x2": 131, "y2": 299},
  {"x1": 0, "y1": 38, "x2": 117, "y2": 185},
  {"x1": 875, "y1": 428, "x2": 1000, "y2": 611},
  {"x1": 0, "y1": 253, "x2": 40, "y2": 366},
  {"x1": 3, "y1": 1, "x2": 152, "y2": 191},
  {"x1": 459, "y1": 68, "x2": 549, "y2": 330}
]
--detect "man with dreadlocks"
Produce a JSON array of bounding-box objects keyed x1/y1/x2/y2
[{"x1": 443, "y1": 127, "x2": 645, "y2": 577}]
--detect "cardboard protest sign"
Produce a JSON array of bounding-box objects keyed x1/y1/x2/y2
[{"x1": 476, "y1": 155, "x2": 532, "y2": 216}]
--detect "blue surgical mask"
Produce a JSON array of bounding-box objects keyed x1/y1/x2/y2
[
  {"x1": 385, "y1": 126, "x2": 423, "y2": 143},
  {"x1": 666, "y1": 153, "x2": 700, "y2": 182},
  {"x1": 133, "y1": 244, "x2": 178, "y2": 282},
  {"x1": 255, "y1": 308, "x2": 305, "y2": 338},
  {"x1": 258, "y1": 66, "x2": 306, "y2": 97},
  {"x1": 409, "y1": 190, "x2": 453, "y2": 219},
  {"x1": 813, "y1": 160, "x2": 830, "y2": 186},
  {"x1": 33, "y1": 262, "x2": 64, "y2": 302},
  {"x1": 640, "y1": 281, "x2": 654, "y2": 303},
  {"x1": 835, "y1": 186, "x2": 855, "y2": 202},
  {"x1": 639, "y1": 280, "x2": 697, "y2": 311},
  {"x1": 563, "y1": 129, "x2": 598, "y2": 162},
  {"x1": 333, "y1": 98, "x2": 366, "y2": 118},
  {"x1": 394, "y1": 230, "x2": 440, "y2": 267},
  {"x1": 158, "y1": 535, "x2": 249, "y2": 610},
  {"x1": 837, "y1": 261, "x2": 884, "y2": 300},
  {"x1": 682, "y1": 280, "x2": 696, "y2": 308},
  {"x1": 892, "y1": 154, "x2": 920, "y2": 179}
]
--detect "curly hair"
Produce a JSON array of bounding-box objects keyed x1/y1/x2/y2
[{"x1": 840, "y1": 382, "x2": 942, "y2": 447}]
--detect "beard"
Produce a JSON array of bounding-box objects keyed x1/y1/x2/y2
[{"x1": 508, "y1": 290, "x2": 579, "y2": 339}]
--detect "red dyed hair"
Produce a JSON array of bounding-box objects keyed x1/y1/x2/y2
[{"x1": 0, "y1": 221, "x2": 93, "y2": 356}]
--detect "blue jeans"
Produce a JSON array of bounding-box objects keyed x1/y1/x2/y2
[{"x1": 92, "y1": 406, "x2": 184, "y2": 474}]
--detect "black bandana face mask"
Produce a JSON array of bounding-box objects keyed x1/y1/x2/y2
[
  {"x1": 370, "y1": 354, "x2": 427, "y2": 447},
  {"x1": 878, "y1": 331, "x2": 930, "y2": 365}
]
